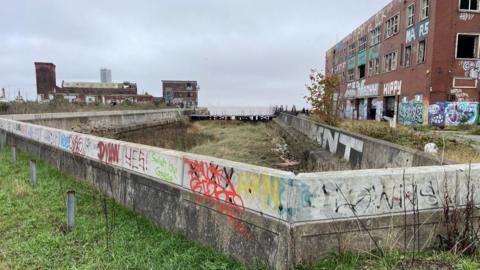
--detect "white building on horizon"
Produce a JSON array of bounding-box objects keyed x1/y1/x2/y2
[{"x1": 100, "y1": 68, "x2": 112, "y2": 83}]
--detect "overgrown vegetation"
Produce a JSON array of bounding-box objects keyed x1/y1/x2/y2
[
  {"x1": 0, "y1": 99, "x2": 170, "y2": 115},
  {"x1": 339, "y1": 120, "x2": 480, "y2": 163},
  {"x1": 0, "y1": 146, "x2": 247, "y2": 269},
  {"x1": 299, "y1": 250, "x2": 480, "y2": 270},
  {"x1": 112, "y1": 120, "x2": 295, "y2": 168},
  {"x1": 305, "y1": 69, "x2": 342, "y2": 126}
]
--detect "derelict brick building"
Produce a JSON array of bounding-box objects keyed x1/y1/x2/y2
[
  {"x1": 34, "y1": 62, "x2": 153, "y2": 104},
  {"x1": 162, "y1": 80, "x2": 199, "y2": 107},
  {"x1": 325, "y1": 0, "x2": 480, "y2": 122}
]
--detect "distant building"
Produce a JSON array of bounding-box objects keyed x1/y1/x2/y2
[
  {"x1": 100, "y1": 68, "x2": 112, "y2": 83},
  {"x1": 0, "y1": 88, "x2": 6, "y2": 102},
  {"x1": 162, "y1": 80, "x2": 199, "y2": 107},
  {"x1": 35, "y1": 62, "x2": 57, "y2": 100},
  {"x1": 34, "y1": 62, "x2": 153, "y2": 104}
]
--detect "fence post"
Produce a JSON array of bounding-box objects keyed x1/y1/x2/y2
[
  {"x1": 67, "y1": 191, "x2": 76, "y2": 231},
  {"x1": 12, "y1": 146, "x2": 16, "y2": 164},
  {"x1": 30, "y1": 160, "x2": 37, "y2": 186}
]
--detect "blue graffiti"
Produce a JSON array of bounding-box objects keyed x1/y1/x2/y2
[{"x1": 60, "y1": 133, "x2": 71, "y2": 150}]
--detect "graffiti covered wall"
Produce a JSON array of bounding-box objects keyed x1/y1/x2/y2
[
  {"x1": 399, "y1": 102, "x2": 424, "y2": 125},
  {"x1": 428, "y1": 102, "x2": 479, "y2": 126},
  {"x1": 0, "y1": 113, "x2": 480, "y2": 226}
]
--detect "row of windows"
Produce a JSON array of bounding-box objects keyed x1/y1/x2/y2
[
  {"x1": 344, "y1": 40, "x2": 427, "y2": 82},
  {"x1": 353, "y1": 0, "x2": 430, "y2": 54}
]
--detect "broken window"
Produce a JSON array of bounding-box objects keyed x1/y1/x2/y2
[
  {"x1": 418, "y1": 40, "x2": 426, "y2": 63},
  {"x1": 370, "y1": 26, "x2": 381, "y2": 46},
  {"x1": 407, "y1": 4, "x2": 415, "y2": 27},
  {"x1": 460, "y1": 0, "x2": 479, "y2": 10},
  {"x1": 384, "y1": 51, "x2": 398, "y2": 72},
  {"x1": 457, "y1": 34, "x2": 479, "y2": 58},
  {"x1": 421, "y1": 0, "x2": 429, "y2": 19},
  {"x1": 348, "y1": 69, "x2": 355, "y2": 81},
  {"x1": 358, "y1": 64, "x2": 366, "y2": 79},
  {"x1": 404, "y1": 45, "x2": 412, "y2": 66},
  {"x1": 385, "y1": 14, "x2": 400, "y2": 38}
]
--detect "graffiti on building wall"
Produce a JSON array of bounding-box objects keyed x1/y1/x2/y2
[
  {"x1": 462, "y1": 60, "x2": 480, "y2": 79},
  {"x1": 445, "y1": 102, "x2": 479, "y2": 125},
  {"x1": 459, "y1": 12, "x2": 475, "y2": 21},
  {"x1": 399, "y1": 103, "x2": 423, "y2": 125},
  {"x1": 97, "y1": 141, "x2": 120, "y2": 164},
  {"x1": 428, "y1": 103, "x2": 446, "y2": 126},
  {"x1": 406, "y1": 20, "x2": 429, "y2": 44},
  {"x1": 375, "y1": 100, "x2": 384, "y2": 121},
  {"x1": 183, "y1": 158, "x2": 251, "y2": 239}
]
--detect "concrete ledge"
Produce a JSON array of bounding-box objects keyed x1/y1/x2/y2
[
  {"x1": 1, "y1": 111, "x2": 480, "y2": 269},
  {"x1": 277, "y1": 113, "x2": 449, "y2": 169}
]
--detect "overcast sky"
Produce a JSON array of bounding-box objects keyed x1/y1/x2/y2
[{"x1": 1, "y1": 0, "x2": 389, "y2": 107}]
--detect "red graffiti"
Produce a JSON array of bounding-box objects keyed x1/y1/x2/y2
[
  {"x1": 98, "y1": 142, "x2": 120, "y2": 164},
  {"x1": 184, "y1": 158, "x2": 251, "y2": 240},
  {"x1": 71, "y1": 135, "x2": 84, "y2": 155},
  {"x1": 124, "y1": 147, "x2": 148, "y2": 172}
]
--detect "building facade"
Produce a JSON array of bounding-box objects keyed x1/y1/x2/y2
[
  {"x1": 35, "y1": 62, "x2": 57, "y2": 100},
  {"x1": 35, "y1": 62, "x2": 153, "y2": 104},
  {"x1": 325, "y1": 0, "x2": 480, "y2": 126},
  {"x1": 162, "y1": 80, "x2": 199, "y2": 107},
  {"x1": 100, "y1": 68, "x2": 112, "y2": 83}
]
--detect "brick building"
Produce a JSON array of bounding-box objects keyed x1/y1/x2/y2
[
  {"x1": 35, "y1": 62, "x2": 57, "y2": 100},
  {"x1": 325, "y1": 0, "x2": 480, "y2": 125},
  {"x1": 162, "y1": 80, "x2": 199, "y2": 107},
  {"x1": 35, "y1": 62, "x2": 153, "y2": 104}
]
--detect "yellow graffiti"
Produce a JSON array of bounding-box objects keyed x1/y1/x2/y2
[{"x1": 235, "y1": 171, "x2": 281, "y2": 210}]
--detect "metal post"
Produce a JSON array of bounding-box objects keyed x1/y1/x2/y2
[
  {"x1": 30, "y1": 160, "x2": 37, "y2": 186},
  {"x1": 67, "y1": 191, "x2": 76, "y2": 231},
  {"x1": 12, "y1": 146, "x2": 16, "y2": 164}
]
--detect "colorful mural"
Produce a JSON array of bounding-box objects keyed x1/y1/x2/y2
[
  {"x1": 399, "y1": 102, "x2": 424, "y2": 125},
  {"x1": 428, "y1": 102, "x2": 446, "y2": 127},
  {"x1": 445, "y1": 102, "x2": 479, "y2": 126}
]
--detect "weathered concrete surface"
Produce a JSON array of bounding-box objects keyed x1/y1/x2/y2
[
  {"x1": 2, "y1": 113, "x2": 480, "y2": 269},
  {"x1": 274, "y1": 118, "x2": 352, "y2": 172},
  {"x1": 278, "y1": 113, "x2": 446, "y2": 169},
  {"x1": 1, "y1": 109, "x2": 184, "y2": 131}
]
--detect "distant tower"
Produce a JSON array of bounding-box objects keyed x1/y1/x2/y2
[
  {"x1": 35, "y1": 62, "x2": 57, "y2": 100},
  {"x1": 100, "y1": 68, "x2": 112, "y2": 83}
]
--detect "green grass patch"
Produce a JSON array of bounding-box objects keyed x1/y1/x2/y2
[
  {"x1": 0, "y1": 146, "x2": 247, "y2": 269},
  {"x1": 296, "y1": 250, "x2": 480, "y2": 270}
]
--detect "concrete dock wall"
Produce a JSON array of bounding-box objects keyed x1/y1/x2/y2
[
  {"x1": 1, "y1": 112, "x2": 479, "y2": 269},
  {"x1": 1, "y1": 109, "x2": 184, "y2": 131},
  {"x1": 277, "y1": 113, "x2": 444, "y2": 169}
]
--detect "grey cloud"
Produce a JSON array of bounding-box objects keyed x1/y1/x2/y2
[{"x1": 1, "y1": 0, "x2": 389, "y2": 106}]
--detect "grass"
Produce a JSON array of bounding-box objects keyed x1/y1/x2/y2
[
  {"x1": 339, "y1": 120, "x2": 480, "y2": 164},
  {"x1": 0, "y1": 146, "x2": 247, "y2": 269},
  {"x1": 113, "y1": 120, "x2": 288, "y2": 168},
  {"x1": 297, "y1": 250, "x2": 480, "y2": 270},
  {"x1": 187, "y1": 121, "x2": 286, "y2": 167}
]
